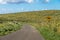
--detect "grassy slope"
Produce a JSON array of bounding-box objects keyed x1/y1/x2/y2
[{"x1": 0, "y1": 10, "x2": 60, "y2": 40}]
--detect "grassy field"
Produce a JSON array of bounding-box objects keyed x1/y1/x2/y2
[{"x1": 0, "y1": 10, "x2": 60, "y2": 40}]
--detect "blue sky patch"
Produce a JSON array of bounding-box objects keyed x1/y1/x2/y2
[{"x1": 0, "y1": 0, "x2": 60, "y2": 13}]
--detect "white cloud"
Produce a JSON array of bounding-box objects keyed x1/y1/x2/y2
[
  {"x1": 25, "y1": 0, "x2": 33, "y2": 3},
  {"x1": 45, "y1": 0, "x2": 50, "y2": 3},
  {"x1": 44, "y1": 8, "x2": 48, "y2": 10},
  {"x1": 0, "y1": 0, "x2": 34, "y2": 4},
  {"x1": 0, "y1": 0, "x2": 7, "y2": 4}
]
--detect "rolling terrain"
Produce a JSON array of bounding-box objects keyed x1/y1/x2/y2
[{"x1": 0, "y1": 10, "x2": 60, "y2": 40}]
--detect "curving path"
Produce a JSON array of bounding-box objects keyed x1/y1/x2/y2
[{"x1": 0, "y1": 24, "x2": 44, "y2": 40}]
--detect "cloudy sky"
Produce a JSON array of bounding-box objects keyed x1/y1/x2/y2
[{"x1": 0, "y1": 0, "x2": 60, "y2": 14}]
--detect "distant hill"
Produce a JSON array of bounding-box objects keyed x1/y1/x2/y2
[{"x1": 0, "y1": 10, "x2": 60, "y2": 22}]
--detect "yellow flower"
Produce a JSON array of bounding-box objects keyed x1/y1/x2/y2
[
  {"x1": 47, "y1": 16, "x2": 51, "y2": 19},
  {"x1": 46, "y1": 16, "x2": 51, "y2": 22}
]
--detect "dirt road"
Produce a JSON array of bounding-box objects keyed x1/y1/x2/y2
[{"x1": 0, "y1": 24, "x2": 44, "y2": 40}]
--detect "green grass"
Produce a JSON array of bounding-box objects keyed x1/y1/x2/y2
[
  {"x1": 0, "y1": 21, "x2": 23, "y2": 36},
  {"x1": 0, "y1": 10, "x2": 60, "y2": 40}
]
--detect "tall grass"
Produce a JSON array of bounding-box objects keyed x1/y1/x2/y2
[
  {"x1": 0, "y1": 21, "x2": 23, "y2": 36},
  {"x1": 0, "y1": 10, "x2": 60, "y2": 40}
]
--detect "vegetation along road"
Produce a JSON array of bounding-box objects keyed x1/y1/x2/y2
[{"x1": 0, "y1": 24, "x2": 44, "y2": 40}]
